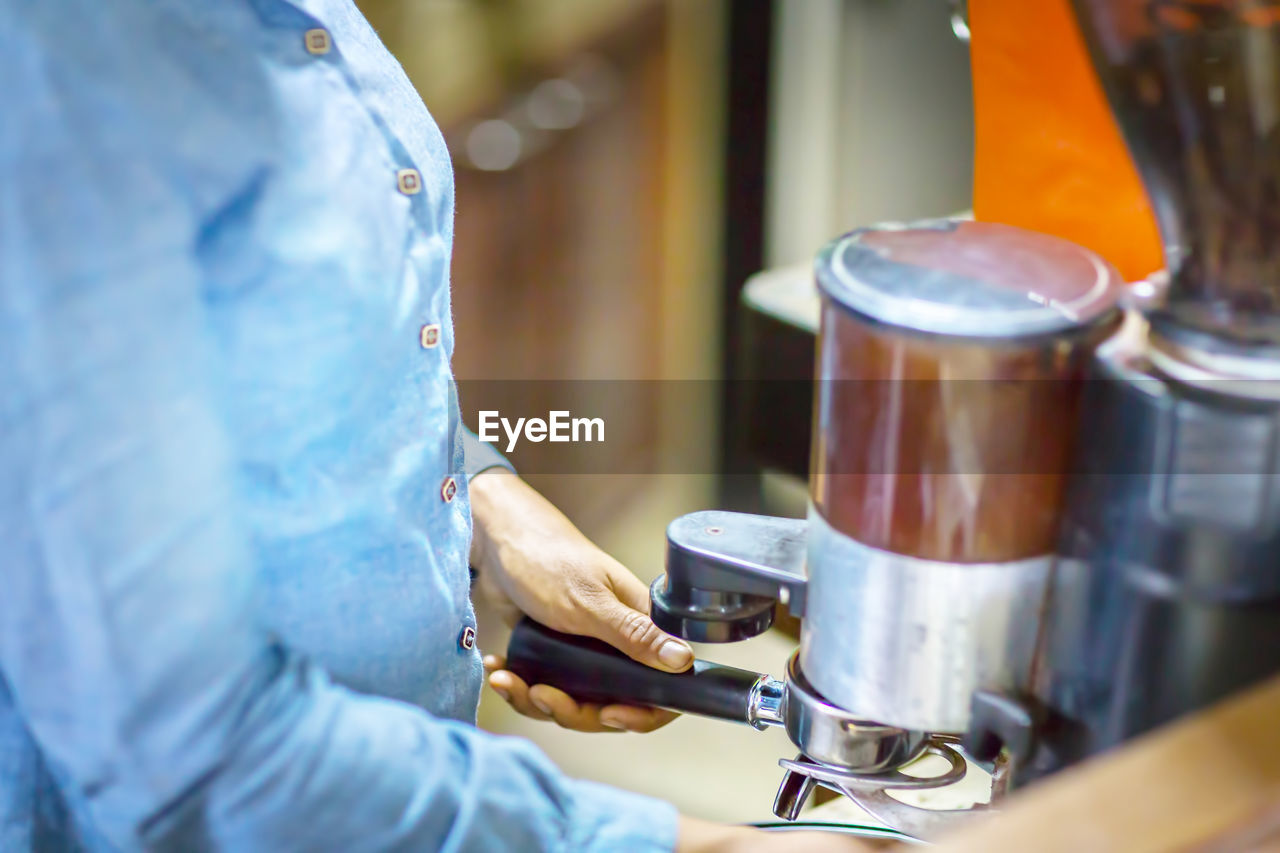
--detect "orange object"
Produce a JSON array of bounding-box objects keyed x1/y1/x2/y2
[{"x1": 969, "y1": 0, "x2": 1164, "y2": 283}]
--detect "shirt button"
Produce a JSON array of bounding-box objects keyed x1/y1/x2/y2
[
  {"x1": 458, "y1": 625, "x2": 476, "y2": 651},
  {"x1": 397, "y1": 168, "x2": 422, "y2": 195},
  {"x1": 304, "y1": 28, "x2": 331, "y2": 55},
  {"x1": 441, "y1": 476, "x2": 457, "y2": 503},
  {"x1": 420, "y1": 323, "x2": 441, "y2": 349}
]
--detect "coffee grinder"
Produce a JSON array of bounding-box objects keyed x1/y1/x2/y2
[{"x1": 506, "y1": 0, "x2": 1280, "y2": 836}]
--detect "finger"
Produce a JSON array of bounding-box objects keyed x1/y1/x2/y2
[
  {"x1": 598, "y1": 704, "x2": 679, "y2": 733},
  {"x1": 607, "y1": 566, "x2": 655, "y2": 615},
  {"x1": 526, "y1": 684, "x2": 617, "y2": 733},
  {"x1": 589, "y1": 595, "x2": 694, "y2": 674},
  {"x1": 483, "y1": 654, "x2": 506, "y2": 676},
  {"x1": 487, "y1": 669, "x2": 552, "y2": 722}
]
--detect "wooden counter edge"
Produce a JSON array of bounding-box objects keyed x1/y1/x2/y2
[{"x1": 915, "y1": 674, "x2": 1280, "y2": 852}]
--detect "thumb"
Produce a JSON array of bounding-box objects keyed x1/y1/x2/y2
[{"x1": 589, "y1": 594, "x2": 694, "y2": 673}]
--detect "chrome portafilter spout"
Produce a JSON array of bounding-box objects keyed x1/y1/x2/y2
[
  {"x1": 504, "y1": 618, "x2": 970, "y2": 839},
  {"x1": 770, "y1": 656, "x2": 973, "y2": 835}
]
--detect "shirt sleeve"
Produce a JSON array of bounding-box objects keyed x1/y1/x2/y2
[
  {"x1": 462, "y1": 427, "x2": 516, "y2": 480},
  {"x1": 0, "y1": 12, "x2": 676, "y2": 853}
]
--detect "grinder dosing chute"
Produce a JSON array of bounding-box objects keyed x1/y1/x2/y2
[{"x1": 1072, "y1": 0, "x2": 1280, "y2": 354}]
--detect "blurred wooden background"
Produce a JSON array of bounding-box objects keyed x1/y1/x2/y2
[{"x1": 358, "y1": 0, "x2": 725, "y2": 529}]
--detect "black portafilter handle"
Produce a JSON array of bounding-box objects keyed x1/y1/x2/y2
[{"x1": 505, "y1": 617, "x2": 773, "y2": 726}]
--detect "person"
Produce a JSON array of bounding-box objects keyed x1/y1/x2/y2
[{"x1": 0, "y1": 2, "x2": 870, "y2": 851}]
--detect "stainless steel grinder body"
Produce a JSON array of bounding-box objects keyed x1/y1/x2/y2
[{"x1": 798, "y1": 220, "x2": 1124, "y2": 734}]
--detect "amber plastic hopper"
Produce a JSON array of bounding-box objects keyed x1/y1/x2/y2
[{"x1": 1072, "y1": 0, "x2": 1280, "y2": 353}]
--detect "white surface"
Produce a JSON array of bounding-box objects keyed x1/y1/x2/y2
[
  {"x1": 743, "y1": 209, "x2": 977, "y2": 337},
  {"x1": 742, "y1": 264, "x2": 821, "y2": 333}
]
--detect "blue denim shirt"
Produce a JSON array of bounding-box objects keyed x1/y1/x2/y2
[{"x1": 0, "y1": 1, "x2": 678, "y2": 850}]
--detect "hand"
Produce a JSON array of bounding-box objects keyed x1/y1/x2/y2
[{"x1": 469, "y1": 469, "x2": 694, "y2": 733}]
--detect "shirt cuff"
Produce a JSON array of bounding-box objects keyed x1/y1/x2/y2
[
  {"x1": 566, "y1": 777, "x2": 680, "y2": 853},
  {"x1": 462, "y1": 427, "x2": 515, "y2": 480}
]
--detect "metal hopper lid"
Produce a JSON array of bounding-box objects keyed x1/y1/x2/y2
[{"x1": 815, "y1": 219, "x2": 1123, "y2": 338}]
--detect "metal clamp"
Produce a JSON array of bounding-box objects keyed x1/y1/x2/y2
[
  {"x1": 748, "y1": 676, "x2": 787, "y2": 730},
  {"x1": 773, "y1": 740, "x2": 980, "y2": 840},
  {"x1": 778, "y1": 738, "x2": 967, "y2": 793}
]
